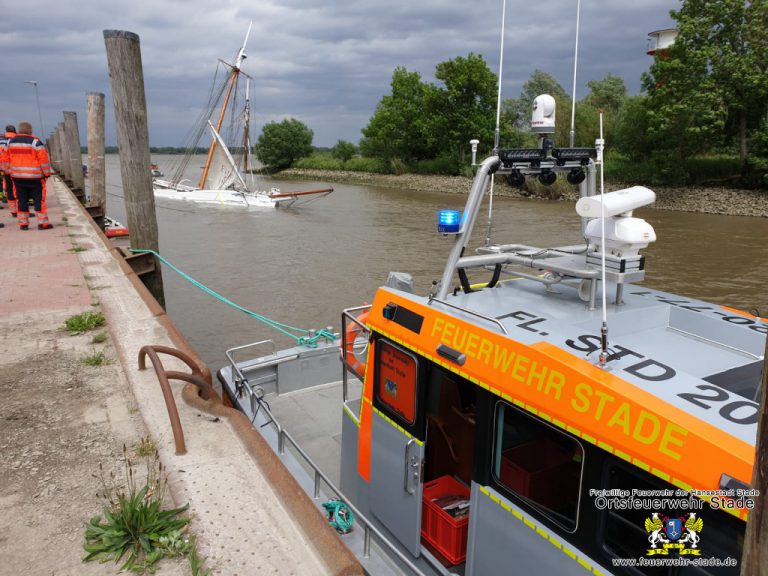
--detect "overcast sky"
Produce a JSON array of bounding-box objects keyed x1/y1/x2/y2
[{"x1": 1, "y1": 0, "x2": 677, "y2": 148}]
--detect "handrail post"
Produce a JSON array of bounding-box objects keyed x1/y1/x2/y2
[{"x1": 363, "y1": 527, "x2": 371, "y2": 558}]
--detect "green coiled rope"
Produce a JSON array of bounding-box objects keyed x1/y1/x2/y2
[
  {"x1": 322, "y1": 499, "x2": 354, "y2": 534},
  {"x1": 129, "y1": 249, "x2": 337, "y2": 348}
]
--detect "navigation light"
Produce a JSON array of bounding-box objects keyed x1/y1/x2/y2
[{"x1": 438, "y1": 210, "x2": 461, "y2": 234}]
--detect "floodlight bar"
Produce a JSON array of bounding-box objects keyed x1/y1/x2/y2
[{"x1": 498, "y1": 148, "x2": 546, "y2": 165}]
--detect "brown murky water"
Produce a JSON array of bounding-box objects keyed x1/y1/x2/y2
[{"x1": 103, "y1": 155, "x2": 768, "y2": 370}]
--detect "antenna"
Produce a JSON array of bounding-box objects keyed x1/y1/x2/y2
[
  {"x1": 596, "y1": 111, "x2": 609, "y2": 367},
  {"x1": 569, "y1": 0, "x2": 581, "y2": 147},
  {"x1": 485, "y1": 0, "x2": 507, "y2": 246}
]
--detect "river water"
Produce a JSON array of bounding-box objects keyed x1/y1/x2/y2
[{"x1": 101, "y1": 154, "x2": 767, "y2": 370}]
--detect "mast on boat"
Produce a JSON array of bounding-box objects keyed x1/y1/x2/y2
[
  {"x1": 199, "y1": 22, "x2": 252, "y2": 189},
  {"x1": 243, "y1": 80, "x2": 250, "y2": 175}
]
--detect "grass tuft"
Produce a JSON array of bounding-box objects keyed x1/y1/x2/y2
[
  {"x1": 65, "y1": 311, "x2": 105, "y2": 334},
  {"x1": 81, "y1": 350, "x2": 110, "y2": 366},
  {"x1": 133, "y1": 436, "x2": 156, "y2": 458},
  {"x1": 84, "y1": 448, "x2": 210, "y2": 574},
  {"x1": 91, "y1": 332, "x2": 107, "y2": 344}
]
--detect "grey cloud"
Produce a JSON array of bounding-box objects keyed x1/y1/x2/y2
[{"x1": 4, "y1": 0, "x2": 675, "y2": 146}]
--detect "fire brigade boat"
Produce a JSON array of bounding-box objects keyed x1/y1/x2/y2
[{"x1": 218, "y1": 106, "x2": 765, "y2": 576}]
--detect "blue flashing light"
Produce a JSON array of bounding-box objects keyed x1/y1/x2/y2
[{"x1": 438, "y1": 210, "x2": 461, "y2": 234}]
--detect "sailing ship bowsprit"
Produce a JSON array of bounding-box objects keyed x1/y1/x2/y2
[{"x1": 153, "y1": 23, "x2": 332, "y2": 208}]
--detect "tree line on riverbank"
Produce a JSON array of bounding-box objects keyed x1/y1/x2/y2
[{"x1": 255, "y1": 1, "x2": 767, "y2": 190}]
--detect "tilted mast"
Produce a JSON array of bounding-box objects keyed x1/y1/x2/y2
[
  {"x1": 242, "y1": 80, "x2": 250, "y2": 174},
  {"x1": 199, "y1": 21, "x2": 252, "y2": 189}
]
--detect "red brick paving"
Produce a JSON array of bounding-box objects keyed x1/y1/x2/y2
[{"x1": 0, "y1": 180, "x2": 93, "y2": 316}]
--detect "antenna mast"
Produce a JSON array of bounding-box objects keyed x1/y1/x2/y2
[
  {"x1": 485, "y1": 0, "x2": 507, "y2": 246},
  {"x1": 596, "y1": 111, "x2": 608, "y2": 367},
  {"x1": 569, "y1": 0, "x2": 581, "y2": 147}
]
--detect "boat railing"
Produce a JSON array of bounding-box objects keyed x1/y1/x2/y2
[
  {"x1": 250, "y1": 392, "x2": 431, "y2": 576},
  {"x1": 225, "y1": 339, "x2": 295, "y2": 399},
  {"x1": 340, "y1": 305, "x2": 372, "y2": 402},
  {"x1": 428, "y1": 296, "x2": 510, "y2": 335}
]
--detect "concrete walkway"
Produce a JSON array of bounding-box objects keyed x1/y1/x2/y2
[{"x1": 0, "y1": 177, "x2": 361, "y2": 576}]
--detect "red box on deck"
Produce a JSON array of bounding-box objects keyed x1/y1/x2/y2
[
  {"x1": 499, "y1": 438, "x2": 573, "y2": 509},
  {"x1": 421, "y1": 475, "x2": 470, "y2": 565}
]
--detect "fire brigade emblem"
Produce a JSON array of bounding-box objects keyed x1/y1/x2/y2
[{"x1": 644, "y1": 512, "x2": 703, "y2": 556}]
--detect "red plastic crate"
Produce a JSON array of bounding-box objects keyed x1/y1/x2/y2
[
  {"x1": 421, "y1": 475, "x2": 470, "y2": 565},
  {"x1": 499, "y1": 438, "x2": 573, "y2": 509}
]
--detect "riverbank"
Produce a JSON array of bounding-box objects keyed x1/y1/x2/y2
[
  {"x1": 279, "y1": 168, "x2": 768, "y2": 218},
  {"x1": 0, "y1": 177, "x2": 361, "y2": 576}
]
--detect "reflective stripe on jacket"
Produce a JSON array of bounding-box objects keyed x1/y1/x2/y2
[
  {"x1": 8, "y1": 134, "x2": 50, "y2": 179},
  {"x1": 0, "y1": 131, "x2": 15, "y2": 172}
]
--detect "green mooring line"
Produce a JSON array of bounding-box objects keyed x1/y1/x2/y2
[{"x1": 129, "y1": 249, "x2": 337, "y2": 347}]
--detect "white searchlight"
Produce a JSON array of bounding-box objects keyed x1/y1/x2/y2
[
  {"x1": 578, "y1": 187, "x2": 658, "y2": 260},
  {"x1": 576, "y1": 186, "x2": 656, "y2": 218}
]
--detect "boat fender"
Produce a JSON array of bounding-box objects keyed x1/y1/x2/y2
[{"x1": 343, "y1": 311, "x2": 369, "y2": 378}]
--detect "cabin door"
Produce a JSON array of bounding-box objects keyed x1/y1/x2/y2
[{"x1": 369, "y1": 340, "x2": 426, "y2": 557}]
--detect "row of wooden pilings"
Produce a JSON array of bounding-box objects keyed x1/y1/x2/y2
[{"x1": 45, "y1": 30, "x2": 165, "y2": 307}]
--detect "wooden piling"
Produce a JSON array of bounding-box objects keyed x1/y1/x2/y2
[
  {"x1": 63, "y1": 111, "x2": 86, "y2": 201},
  {"x1": 47, "y1": 129, "x2": 60, "y2": 173},
  {"x1": 741, "y1": 333, "x2": 768, "y2": 576},
  {"x1": 86, "y1": 92, "x2": 106, "y2": 228},
  {"x1": 56, "y1": 121, "x2": 72, "y2": 183},
  {"x1": 103, "y1": 29, "x2": 165, "y2": 307}
]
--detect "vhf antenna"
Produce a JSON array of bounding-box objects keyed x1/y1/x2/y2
[
  {"x1": 569, "y1": 0, "x2": 581, "y2": 147},
  {"x1": 596, "y1": 110, "x2": 609, "y2": 367},
  {"x1": 484, "y1": 0, "x2": 507, "y2": 246}
]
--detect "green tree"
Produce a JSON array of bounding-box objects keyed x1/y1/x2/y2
[
  {"x1": 331, "y1": 140, "x2": 356, "y2": 162},
  {"x1": 612, "y1": 96, "x2": 654, "y2": 161},
  {"x1": 573, "y1": 74, "x2": 630, "y2": 150},
  {"x1": 361, "y1": 55, "x2": 499, "y2": 167},
  {"x1": 255, "y1": 118, "x2": 314, "y2": 170},
  {"x1": 424, "y1": 53, "x2": 498, "y2": 158},
  {"x1": 584, "y1": 74, "x2": 627, "y2": 113},
  {"x1": 643, "y1": 40, "x2": 726, "y2": 176},
  {"x1": 360, "y1": 67, "x2": 432, "y2": 163},
  {"x1": 644, "y1": 0, "x2": 768, "y2": 168}
]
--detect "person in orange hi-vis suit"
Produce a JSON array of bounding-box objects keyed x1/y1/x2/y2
[
  {"x1": 0, "y1": 124, "x2": 15, "y2": 215},
  {"x1": 8, "y1": 121, "x2": 52, "y2": 230}
]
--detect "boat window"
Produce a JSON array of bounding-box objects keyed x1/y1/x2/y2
[
  {"x1": 492, "y1": 402, "x2": 583, "y2": 531},
  {"x1": 375, "y1": 340, "x2": 418, "y2": 425},
  {"x1": 602, "y1": 464, "x2": 743, "y2": 576},
  {"x1": 424, "y1": 367, "x2": 476, "y2": 486},
  {"x1": 602, "y1": 465, "x2": 672, "y2": 575},
  {"x1": 677, "y1": 512, "x2": 742, "y2": 576}
]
